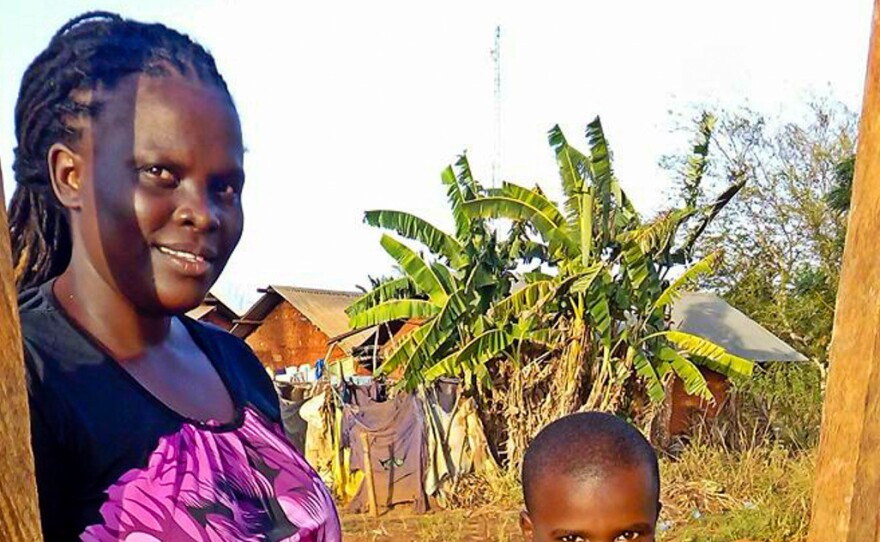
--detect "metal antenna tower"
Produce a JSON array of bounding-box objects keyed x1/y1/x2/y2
[{"x1": 491, "y1": 25, "x2": 501, "y2": 188}]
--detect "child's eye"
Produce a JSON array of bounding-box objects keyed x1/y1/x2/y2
[
  {"x1": 560, "y1": 536, "x2": 585, "y2": 542},
  {"x1": 615, "y1": 532, "x2": 641, "y2": 541}
]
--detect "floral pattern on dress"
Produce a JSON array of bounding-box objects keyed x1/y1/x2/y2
[{"x1": 80, "y1": 407, "x2": 340, "y2": 542}]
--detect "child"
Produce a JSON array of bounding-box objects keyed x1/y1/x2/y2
[
  {"x1": 12, "y1": 12, "x2": 341, "y2": 541},
  {"x1": 520, "y1": 412, "x2": 661, "y2": 542}
]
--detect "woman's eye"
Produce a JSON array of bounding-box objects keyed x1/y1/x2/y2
[
  {"x1": 139, "y1": 165, "x2": 177, "y2": 186},
  {"x1": 615, "y1": 532, "x2": 641, "y2": 541},
  {"x1": 213, "y1": 180, "x2": 241, "y2": 200}
]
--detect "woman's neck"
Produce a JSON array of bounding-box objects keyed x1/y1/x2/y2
[{"x1": 54, "y1": 259, "x2": 172, "y2": 361}]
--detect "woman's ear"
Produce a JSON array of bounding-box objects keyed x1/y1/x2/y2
[
  {"x1": 47, "y1": 142, "x2": 83, "y2": 210},
  {"x1": 520, "y1": 509, "x2": 535, "y2": 541}
]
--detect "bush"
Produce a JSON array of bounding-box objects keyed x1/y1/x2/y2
[
  {"x1": 696, "y1": 362, "x2": 823, "y2": 453},
  {"x1": 660, "y1": 444, "x2": 814, "y2": 541}
]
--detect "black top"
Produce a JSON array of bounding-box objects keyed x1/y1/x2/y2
[{"x1": 22, "y1": 281, "x2": 281, "y2": 541}]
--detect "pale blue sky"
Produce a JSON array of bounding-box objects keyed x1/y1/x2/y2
[{"x1": 0, "y1": 0, "x2": 872, "y2": 311}]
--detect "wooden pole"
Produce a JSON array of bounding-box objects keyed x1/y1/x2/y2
[
  {"x1": 359, "y1": 432, "x2": 379, "y2": 517},
  {"x1": 0, "y1": 161, "x2": 43, "y2": 541},
  {"x1": 808, "y1": 2, "x2": 880, "y2": 539}
]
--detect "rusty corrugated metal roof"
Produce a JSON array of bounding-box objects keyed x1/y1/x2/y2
[
  {"x1": 270, "y1": 286, "x2": 374, "y2": 352},
  {"x1": 231, "y1": 285, "x2": 373, "y2": 352},
  {"x1": 186, "y1": 292, "x2": 238, "y2": 322}
]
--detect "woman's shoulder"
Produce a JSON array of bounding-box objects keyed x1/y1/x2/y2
[{"x1": 18, "y1": 282, "x2": 99, "y2": 371}]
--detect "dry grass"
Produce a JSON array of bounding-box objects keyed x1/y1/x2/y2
[
  {"x1": 341, "y1": 506, "x2": 521, "y2": 541},
  {"x1": 658, "y1": 444, "x2": 814, "y2": 542},
  {"x1": 341, "y1": 365, "x2": 821, "y2": 541},
  {"x1": 341, "y1": 446, "x2": 814, "y2": 542}
]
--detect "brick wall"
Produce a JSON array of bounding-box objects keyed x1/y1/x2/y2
[{"x1": 244, "y1": 302, "x2": 346, "y2": 371}]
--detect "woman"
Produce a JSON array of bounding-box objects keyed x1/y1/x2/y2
[{"x1": 12, "y1": 11, "x2": 341, "y2": 541}]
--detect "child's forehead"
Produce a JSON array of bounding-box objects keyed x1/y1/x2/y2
[
  {"x1": 534, "y1": 463, "x2": 656, "y2": 502},
  {"x1": 530, "y1": 467, "x2": 659, "y2": 521}
]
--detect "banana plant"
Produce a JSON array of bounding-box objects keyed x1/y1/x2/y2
[
  {"x1": 347, "y1": 156, "x2": 525, "y2": 391},
  {"x1": 453, "y1": 115, "x2": 753, "y2": 405}
]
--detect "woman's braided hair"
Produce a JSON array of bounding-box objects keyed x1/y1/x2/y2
[{"x1": 10, "y1": 11, "x2": 235, "y2": 291}]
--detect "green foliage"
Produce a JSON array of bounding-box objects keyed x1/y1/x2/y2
[
  {"x1": 364, "y1": 210, "x2": 466, "y2": 268},
  {"x1": 681, "y1": 101, "x2": 858, "y2": 363},
  {"x1": 826, "y1": 153, "x2": 856, "y2": 215},
  {"x1": 349, "y1": 299, "x2": 440, "y2": 329},
  {"x1": 346, "y1": 277, "x2": 417, "y2": 317},
  {"x1": 659, "y1": 444, "x2": 814, "y2": 542},
  {"x1": 350, "y1": 155, "x2": 518, "y2": 391},
  {"x1": 354, "y1": 113, "x2": 752, "y2": 410},
  {"x1": 703, "y1": 363, "x2": 824, "y2": 452},
  {"x1": 457, "y1": 116, "x2": 752, "y2": 408}
]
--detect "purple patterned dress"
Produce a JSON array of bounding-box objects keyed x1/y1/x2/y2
[
  {"x1": 22, "y1": 282, "x2": 341, "y2": 541},
  {"x1": 81, "y1": 408, "x2": 340, "y2": 541}
]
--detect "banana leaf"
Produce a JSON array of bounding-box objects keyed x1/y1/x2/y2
[
  {"x1": 548, "y1": 124, "x2": 590, "y2": 226},
  {"x1": 365, "y1": 210, "x2": 466, "y2": 268},
  {"x1": 658, "y1": 345, "x2": 712, "y2": 400},
  {"x1": 682, "y1": 112, "x2": 715, "y2": 208},
  {"x1": 620, "y1": 207, "x2": 697, "y2": 255},
  {"x1": 455, "y1": 154, "x2": 480, "y2": 200},
  {"x1": 622, "y1": 242, "x2": 652, "y2": 290},
  {"x1": 380, "y1": 234, "x2": 449, "y2": 305},
  {"x1": 496, "y1": 182, "x2": 567, "y2": 227},
  {"x1": 662, "y1": 330, "x2": 754, "y2": 381},
  {"x1": 678, "y1": 175, "x2": 747, "y2": 260},
  {"x1": 404, "y1": 291, "x2": 469, "y2": 381},
  {"x1": 462, "y1": 197, "x2": 579, "y2": 259},
  {"x1": 378, "y1": 324, "x2": 431, "y2": 377},
  {"x1": 491, "y1": 280, "x2": 555, "y2": 320},
  {"x1": 424, "y1": 329, "x2": 513, "y2": 381},
  {"x1": 569, "y1": 262, "x2": 604, "y2": 294},
  {"x1": 442, "y1": 164, "x2": 470, "y2": 240},
  {"x1": 586, "y1": 117, "x2": 614, "y2": 243},
  {"x1": 630, "y1": 346, "x2": 665, "y2": 402},
  {"x1": 346, "y1": 277, "x2": 415, "y2": 317},
  {"x1": 588, "y1": 290, "x2": 612, "y2": 349},
  {"x1": 652, "y1": 252, "x2": 721, "y2": 313},
  {"x1": 349, "y1": 299, "x2": 439, "y2": 329}
]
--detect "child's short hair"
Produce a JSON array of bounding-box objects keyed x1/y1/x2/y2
[{"x1": 521, "y1": 411, "x2": 660, "y2": 510}]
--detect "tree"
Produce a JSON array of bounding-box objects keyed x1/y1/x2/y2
[{"x1": 682, "y1": 101, "x2": 858, "y2": 363}]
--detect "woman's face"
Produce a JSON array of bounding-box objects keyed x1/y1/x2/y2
[{"x1": 68, "y1": 72, "x2": 244, "y2": 314}]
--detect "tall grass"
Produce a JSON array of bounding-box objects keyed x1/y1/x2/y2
[{"x1": 656, "y1": 363, "x2": 822, "y2": 541}]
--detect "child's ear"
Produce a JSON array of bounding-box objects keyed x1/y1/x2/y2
[
  {"x1": 48, "y1": 143, "x2": 84, "y2": 210},
  {"x1": 520, "y1": 509, "x2": 535, "y2": 541}
]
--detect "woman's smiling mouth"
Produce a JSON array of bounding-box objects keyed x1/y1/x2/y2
[{"x1": 155, "y1": 244, "x2": 216, "y2": 277}]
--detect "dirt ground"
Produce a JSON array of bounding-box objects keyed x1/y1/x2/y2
[{"x1": 341, "y1": 507, "x2": 522, "y2": 541}]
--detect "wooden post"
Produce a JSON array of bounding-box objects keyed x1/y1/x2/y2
[
  {"x1": 359, "y1": 432, "x2": 379, "y2": 517},
  {"x1": 808, "y1": 2, "x2": 880, "y2": 539},
  {"x1": 0, "y1": 161, "x2": 43, "y2": 541}
]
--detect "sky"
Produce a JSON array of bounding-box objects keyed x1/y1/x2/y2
[{"x1": 0, "y1": 0, "x2": 872, "y2": 313}]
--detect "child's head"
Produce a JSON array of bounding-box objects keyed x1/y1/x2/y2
[
  {"x1": 11, "y1": 11, "x2": 243, "y2": 312},
  {"x1": 520, "y1": 412, "x2": 661, "y2": 542}
]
